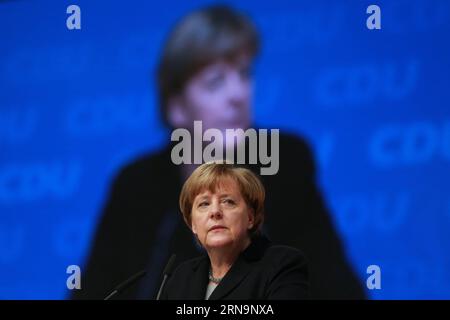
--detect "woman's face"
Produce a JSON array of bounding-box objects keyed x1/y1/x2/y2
[
  {"x1": 167, "y1": 54, "x2": 253, "y2": 149},
  {"x1": 190, "y1": 177, "x2": 254, "y2": 250}
]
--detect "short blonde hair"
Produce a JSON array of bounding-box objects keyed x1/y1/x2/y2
[{"x1": 179, "y1": 162, "x2": 265, "y2": 235}]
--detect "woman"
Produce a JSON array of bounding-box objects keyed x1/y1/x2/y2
[{"x1": 161, "y1": 162, "x2": 309, "y2": 300}]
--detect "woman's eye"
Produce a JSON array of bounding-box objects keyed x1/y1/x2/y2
[
  {"x1": 204, "y1": 76, "x2": 224, "y2": 91},
  {"x1": 223, "y1": 199, "x2": 235, "y2": 205},
  {"x1": 198, "y1": 202, "x2": 209, "y2": 208}
]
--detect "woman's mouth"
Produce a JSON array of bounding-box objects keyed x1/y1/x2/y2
[{"x1": 209, "y1": 225, "x2": 226, "y2": 232}]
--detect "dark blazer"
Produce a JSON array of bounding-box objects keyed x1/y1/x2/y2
[
  {"x1": 161, "y1": 235, "x2": 309, "y2": 300},
  {"x1": 72, "y1": 133, "x2": 366, "y2": 300}
]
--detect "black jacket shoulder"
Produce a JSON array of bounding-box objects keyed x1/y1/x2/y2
[{"x1": 161, "y1": 235, "x2": 309, "y2": 300}]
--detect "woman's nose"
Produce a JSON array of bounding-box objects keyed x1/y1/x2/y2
[
  {"x1": 227, "y1": 73, "x2": 249, "y2": 108},
  {"x1": 209, "y1": 203, "x2": 223, "y2": 219}
]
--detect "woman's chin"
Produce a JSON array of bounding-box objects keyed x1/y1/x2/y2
[{"x1": 206, "y1": 234, "x2": 233, "y2": 248}]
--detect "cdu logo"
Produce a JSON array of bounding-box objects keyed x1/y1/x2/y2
[
  {"x1": 65, "y1": 95, "x2": 153, "y2": 137},
  {"x1": 377, "y1": 257, "x2": 444, "y2": 298},
  {"x1": 332, "y1": 192, "x2": 409, "y2": 234},
  {"x1": 256, "y1": 7, "x2": 344, "y2": 50},
  {"x1": 314, "y1": 60, "x2": 419, "y2": 107},
  {"x1": 383, "y1": 0, "x2": 449, "y2": 34},
  {"x1": 369, "y1": 120, "x2": 450, "y2": 168},
  {"x1": 0, "y1": 160, "x2": 82, "y2": 204}
]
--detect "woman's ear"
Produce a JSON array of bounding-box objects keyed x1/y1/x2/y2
[
  {"x1": 247, "y1": 208, "x2": 255, "y2": 230},
  {"x1": 167, "y1": 95, "x2": 189, "y2": 128},
  {"x1": 191, "y1": 221, "x2": 197, "y2": 235}
]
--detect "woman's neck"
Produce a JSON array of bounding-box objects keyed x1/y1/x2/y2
[{"x1": 208, "y1": 237, "x2": 251, "y2": 279}]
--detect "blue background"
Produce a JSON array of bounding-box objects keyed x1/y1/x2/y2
[{"x1": 1, "y1": 0, "x2": 449, "y2": 299}]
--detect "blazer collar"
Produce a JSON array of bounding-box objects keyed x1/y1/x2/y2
[{"x1": 192, "y1": 234, "x2": 271, "y2": 300}]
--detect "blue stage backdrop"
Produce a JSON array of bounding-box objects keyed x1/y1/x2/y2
[{"x1": 1, "y1": 0, "x2": 449, "y2": 299}]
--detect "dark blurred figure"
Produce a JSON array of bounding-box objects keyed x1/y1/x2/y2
[{"x1": 72, "y1": 5, "x2": 366, "y2": 300}]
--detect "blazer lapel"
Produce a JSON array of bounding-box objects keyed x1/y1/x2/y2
[
  {"x1": 208, "y1": 255, "x2": 253, "y2": 300},
  {"x1": 189, "y1": 255, "x2": 210, "y2": 299},
  {"x1": 208, "y1": 234, "x2": 271, "y2": 300}
]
